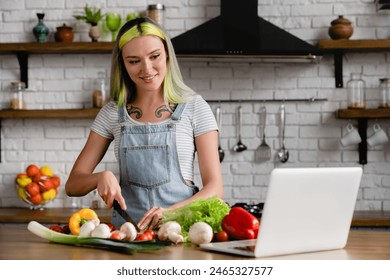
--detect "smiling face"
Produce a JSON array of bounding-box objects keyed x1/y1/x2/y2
[{"x1": 121, "y1": 35, "x2": 167, "y2": 97}]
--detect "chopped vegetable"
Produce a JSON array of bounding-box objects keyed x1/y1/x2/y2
[
  {"x1": 91, "y1": 224, "x2": 111, "y2": 238},
  {"x1": 69, "y1": 208, "x2": 98, "y2": 235},
  {"x1": 162, "y1": 196, "x2": 230, "y2": 238},
  {"x1": 188, "y1": 222, "x2": 213, "y2": 245},
  {"x1": 28, "y1": 221, "x2": 169, "y2": 254},
  {"x1": 157, "y1": 221, "x2": 181, "y2": 241},
  {"x1": 120, "y1": 222, "x2": 138, "y2": 241},
  {"x1": 221, "y1": 206, "x2": 260, "y2": 240},
  {"x1": 78, "y1": 220, "x2": 96, "y2": 237}
]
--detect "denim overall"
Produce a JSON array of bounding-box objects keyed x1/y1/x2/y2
[{"x1": 111, "y1": 103, "x2": 199, "y2": 227}]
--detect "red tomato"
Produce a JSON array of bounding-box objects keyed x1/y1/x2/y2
[
  {"x1": 49, "y1": 225, "x2": 63, "y2": 233},
  {"x1": 26, "y1": 164, "x2": 40, "y2": 178},
  {"x1": 216, "y1": 230, "x2": 229, "y2": 242},
  {"x1": 136, "y1": 233, "x2": 151, "y2": 241},
  {"x1": 107, "y1": 223, "x2": 116, "y2": 232},
  {"x1": 26, "y1": 182, "x2": 40, "y2": 196},
  {"x1": 29, "y1": 193, "x2": 43, "y2": 205},
  {"x1": 144, "y1": 229, "x2": 156, "y2": 239},
  {"x1": 61, "y1": 225, "x2": 71, "y2": 234},
  {"x1": 110, "y1": 231, "x2": 123, "y2": 240}
]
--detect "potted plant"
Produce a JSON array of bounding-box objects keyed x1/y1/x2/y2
[{"x1": 73, "y1": 5, "x2": 104, "y2": 42}]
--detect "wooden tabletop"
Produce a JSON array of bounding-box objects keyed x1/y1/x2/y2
[
  {"x1": 1, "y1": 208, "x2": 389, "y2": 228},
  {"x1": 0, "y1": 224, "x2": 389, "y2": 260}
]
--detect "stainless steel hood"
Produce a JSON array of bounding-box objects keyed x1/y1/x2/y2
[{"x1": 171, "y1": 0, "x2": 322, "y2": 63}]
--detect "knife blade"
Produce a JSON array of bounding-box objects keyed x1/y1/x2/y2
[{"x1": 113, "y1": 200, "x2": 140, "y2": 232}]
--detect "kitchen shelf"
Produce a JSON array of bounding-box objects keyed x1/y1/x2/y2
[
  {"x1": 0, "y1": 108, "x2": 100, "y2": 119},
  {"x1": 336, "y1": 108, "x2": 390, "y2": 164},
  {"x1": 318, "y1": 39, "x2": 390, "y2": 88},
  {"x1": 0, "y1": 42, "x2": 115, "y2": 87}
]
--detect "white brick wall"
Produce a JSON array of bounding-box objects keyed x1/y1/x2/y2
[{"x1": 1, "y1": 0, "x2": 390, "y2": 211}]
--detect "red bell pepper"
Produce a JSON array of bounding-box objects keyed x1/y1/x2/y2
[{"x1": 221, "y1": 206, "x2": 260, "y2": 240}]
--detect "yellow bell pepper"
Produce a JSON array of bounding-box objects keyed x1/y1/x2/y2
[
  {"x1": 16, "y1": 176, "x2": 32, "y2": 187},
  {"x1": 69, "y1": 208, "x2": 98, "y2": 235}
]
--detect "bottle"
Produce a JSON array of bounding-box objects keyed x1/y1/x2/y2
[
  {"x1": 32, "y1": 13, "x2": 49, "y2": 43},
  {"x1": 347, "y1": 73, "x2": 365, "y2": 109},
  {"x1": 147, "y1": 4, "x2": 165, "y2": 27},
  {"x1": 379, "y1": 78, "x2": 390, "y2": 108},
  {"x1": 9, "y1": 81, "x2": 26, "y2": 110},
  {"x1": 92, "y1": 72, "x2": 108, "y2": 108}
]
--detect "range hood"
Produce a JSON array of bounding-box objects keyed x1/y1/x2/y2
[{"x1": 171, "y1": 0, "x2": 322, "y2": 63}]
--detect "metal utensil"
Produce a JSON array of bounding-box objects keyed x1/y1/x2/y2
[
  {"x1": 255, "y1": 106, "x2": 271, "y2": 162},
  {"x1": 216, "y1": 106, "x2": 225, "y2": 162},
  {"x1": 233, "y1": 105, "x2": 247, "y2": 152},
  {"x1": 113, "y1": 200, "x2": 140, "y2": 231},
  {"x1": 277, "y1": 103, "x2": 289, "y2": 163}
]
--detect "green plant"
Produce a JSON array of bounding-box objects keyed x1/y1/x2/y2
[{"x1": 73, "y1": 5, "x2": 103, "y2": 26}]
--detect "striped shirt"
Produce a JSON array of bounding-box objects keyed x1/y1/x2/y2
[{"x1": 91, "y1": 95, "x2": 218, "y2": 181}]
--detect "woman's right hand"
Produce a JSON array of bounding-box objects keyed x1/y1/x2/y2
[{"x1": 96, "y1": 170, "x2": 126, "y2": 210}]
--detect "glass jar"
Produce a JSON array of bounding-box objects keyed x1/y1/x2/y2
[
  {"x1": 347, "y1": 73, "x2": 365, "y2": 109},
  {"x1": 379, "y1": 78, "x2": 390, "y2": 108},
  {"x1": 147, "y1": 3, "x2": 165, "y2": 27},
  {"x1": 9, "y1": 81, "x2": 26, "y2": 110},
  {"x1": 92, "y1": 72, "x2": 108, "y2": 108}
]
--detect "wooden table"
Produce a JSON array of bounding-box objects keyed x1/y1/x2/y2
[
  {"x1": 0, "y1": 224, "x2": 389, "y2": 260},
  {"x1": 1, "y1": 208, "x2": 389, "y2": 228}
]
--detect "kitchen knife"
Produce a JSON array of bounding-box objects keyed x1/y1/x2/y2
[{"x1": 113, "y1": 200, "x2": 140, "y2": 232}]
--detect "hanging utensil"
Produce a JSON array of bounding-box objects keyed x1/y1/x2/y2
[
  {"x1": 255, "y1": 106, "x2": 271, "y2": 162},
  {"x1": 277, "y1": 103, "x2": 289, "y2": 163},
  {"x1": 233, "y1": 105, "x2": 247, "y2": 152},
  {"x1": 216, "y1": 106, "x2": 225, "y2": 162}
]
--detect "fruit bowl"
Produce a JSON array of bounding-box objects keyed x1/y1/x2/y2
[{"x1": 15, "y1": 164, "x2": 61, "y2": 210}]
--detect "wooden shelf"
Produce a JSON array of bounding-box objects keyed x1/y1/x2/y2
[
  {"x1": 0, "y1": 108, "x2": 101, "y2": 119},
  {"x1": 0, "y1": 42, "x2": 115, "y2": 87},
  {"x1": 0, "y1": 42, "x2": 115, "y2": 54},
  {"x1": 336, "y1": 108, "x2": 390, "y2": 165},
  {"x1": 318, "y1": 39, "x2": 390, "y2": 88}
]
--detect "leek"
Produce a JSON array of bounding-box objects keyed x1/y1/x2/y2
[{"x1": 28, "y1": 221, "x2": 168, "y2": 254}]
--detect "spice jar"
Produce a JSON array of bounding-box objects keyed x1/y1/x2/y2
[
  {"x1": 347, "y1": 73, "x2": 365, "y2": 109},
  {"x1": 379, "y1": 78, "x2": 390, "y2": 108},
  {"x1": 147, "y1": 3, "x2": 165, "y2": 27},
  {"x1": 92, "y1": 72, "x2": 108, "y2": 108},
  {"x1": 9, "y1": 81, "x2": 26, "y2": 110}
]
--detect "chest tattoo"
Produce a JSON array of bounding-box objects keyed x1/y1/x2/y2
[
  {"x1": 155, "y1": 105, "x2": 171, "y2": 118},
  {"x1": 126, "y1": 105, "x2": 142, "y2": 119}
]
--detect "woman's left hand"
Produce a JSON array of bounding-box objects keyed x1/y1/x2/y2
[{"x1": 137, "y1": 206, "x2": 165, "y2": 230}]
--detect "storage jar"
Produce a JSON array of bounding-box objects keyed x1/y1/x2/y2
[
  {"x1": 9, "y1": 81, "x2": 26, "y2": 110},
  {"x1": 347, "y1": 73, "x2": 365, "y2": 109},
  {"x1": 379, "y1": 78, "x2": 390, "y2": 108},
  {"x1": 147, "y1": 4, "x2": 165, "y2": 27}
]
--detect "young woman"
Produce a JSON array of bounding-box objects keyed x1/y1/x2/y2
[{"x1": 65, "y1": 17, "x2": 223, "y2": 230}]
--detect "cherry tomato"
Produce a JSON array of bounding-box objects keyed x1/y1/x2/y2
[
  {"x1": 61, "y1": 225, "x2": 71, "y2": 234},
  {"x1": 144, "y1": 229, "x2": 156, "y2": 239},
  {"x1": 49, "y1": 224, "x2": 63, "y2": 233},
  {"x1": 216, "y1": 230, "x2": 229, "y2": 242},
  {"x1": 107, "y1": 223, "x2": 116, "y2": 232},
  {"x1": 136, "y1": 233, "x2": 151, "y2": 241},
  {"x1": 110, "y1": 231, "x2": 123, "y2": 240}
]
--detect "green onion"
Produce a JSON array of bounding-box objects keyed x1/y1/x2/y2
[{"x1": 28, "y1": 221, "x2": 168, "y2": 254}]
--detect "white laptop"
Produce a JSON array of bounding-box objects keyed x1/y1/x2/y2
[{"x1": 200, "y1": 167, "x2": 363, "y2": 258}]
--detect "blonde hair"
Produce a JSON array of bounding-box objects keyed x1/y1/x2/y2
[{"x1": 110, "y1": 17, "x2": 195, "y2": 107}]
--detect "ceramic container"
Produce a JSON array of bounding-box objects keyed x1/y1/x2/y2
[
  {"x1": 55, "y1": 24, "x2": 74, "y2": 42},
  {"x1": 328, "y1": 15, "x2": 353, "y2": 40}
]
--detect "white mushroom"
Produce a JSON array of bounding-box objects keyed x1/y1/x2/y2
[
  {"x1": 167, "y1": 231, "x2": 184, "y2": 244},
  {"x1": 91, "y1": 223, "x2": 111, "y2": 238},
  {"x1": 157, "y1": 221, "x2": 181, "y2": 241},
  {"x1": 120, "y1": 222, "x2": 138, "y2": 241},
  {"x1": 78, "y1": 220, "x2": 96, "y2": 237},
  {"x1": 188, "y1": 222, "x2": 213, "y2": 245}
]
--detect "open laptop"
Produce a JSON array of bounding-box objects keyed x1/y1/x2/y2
[{"x1": 200, "y1": 167, "x2": 363, "y2": 258}]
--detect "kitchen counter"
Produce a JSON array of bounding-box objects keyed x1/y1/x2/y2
[
  {"x1": 0, "y1": 208, "x2": 389, "y2": 228},
  {"x1": 0, "y1": 224, "x2": 390, "y2": 260}
]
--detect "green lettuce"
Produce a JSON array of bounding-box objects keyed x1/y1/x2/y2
[{"x1": 162, "y1": 196, "x2": 230, "y2": 238}]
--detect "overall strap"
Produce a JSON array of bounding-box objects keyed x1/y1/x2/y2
[
  {"x1": 118, "y1": 104, "x2": 126, "y2": 123},
  {"x1": 171, "y1": 103, "x2": 187, "y2": 121}
]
